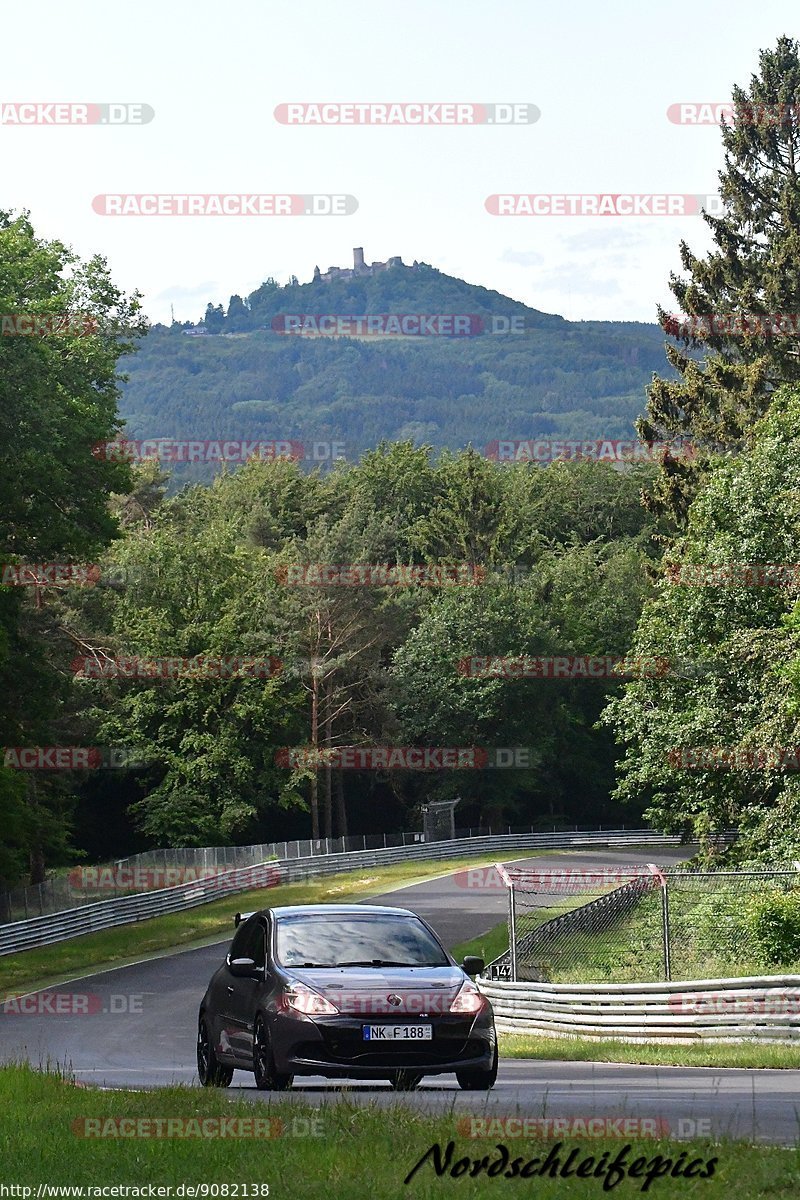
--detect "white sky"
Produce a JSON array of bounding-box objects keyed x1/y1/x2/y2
[{"x1": 0, "y1": 0, "x2": 795, "y2": 325}]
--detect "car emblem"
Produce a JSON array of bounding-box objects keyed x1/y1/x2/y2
[{"x1": 387, "y1": 994, "x2": 402, "y2": 1007}]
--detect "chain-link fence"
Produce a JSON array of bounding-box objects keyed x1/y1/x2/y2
[
  {"x1": 490, "y1": 864, "x2": 800, "y2": 983},
  {"x1": 3, "y1": 821, "x2": 608, "y2": 923},
  {"x1": 0, "y1": 832, "x2": 427, "y2": 923}
]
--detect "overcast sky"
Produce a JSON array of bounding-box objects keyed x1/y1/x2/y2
[{"x1": 1, "y1": 1, "x2": 796, "y2": 325}]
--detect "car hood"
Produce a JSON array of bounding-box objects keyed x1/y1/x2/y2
[{"x1": 286, "y1": 965, "x2": 467, "y2": 1015}]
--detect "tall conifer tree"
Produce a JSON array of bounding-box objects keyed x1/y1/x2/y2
[{"x1": 642, "y1": 36, "x2": 800, "y2": 521}]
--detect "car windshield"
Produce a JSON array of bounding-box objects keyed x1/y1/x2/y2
[{"x1": 275, "y1": 913, "x2": 450, "y2": 968}]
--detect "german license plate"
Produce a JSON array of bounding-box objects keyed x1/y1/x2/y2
[{"x1": 363, "y1": 1024, "x2": 432, "y2": 1041}]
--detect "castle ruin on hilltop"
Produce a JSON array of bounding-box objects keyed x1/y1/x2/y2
[{"x1": 313, "y1": 247, "x2": 405, "y2": 284}]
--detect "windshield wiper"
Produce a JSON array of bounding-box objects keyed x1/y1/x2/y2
[
  {"x1": 290, "y1": 958, "x2": 449, "y2": 968},
  {"x1": 335, "y1": 959, "x2": 443, "y2": 968}
]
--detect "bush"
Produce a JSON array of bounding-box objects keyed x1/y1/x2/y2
[{"x1": 743, "y1": 889, "x2": 800, "y2": 967}]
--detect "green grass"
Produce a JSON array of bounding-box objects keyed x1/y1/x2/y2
[
  {"x1": 537, "y1": 885, "x2": 800, "y2": 984},
  {"x1": 451, "y1": 921, "x2": 509, "y2": 967},
  {"x1": 457, "y1": 919, "x2": 800, "y2": 1069},
  {"x1": 0, "y1": 852, "x2": 548, "y2": 999},
  {"x1": 1, "y1": 1065, "x2": 798, "y2": 1197},
  {"x1": 468, "y1": 883, "x2": 800, "y2": 985},
  {"x1": 500, "y1": 1033, "x2": 800, "y2": 1069}
]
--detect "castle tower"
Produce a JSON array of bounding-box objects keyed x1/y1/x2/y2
[
  {"x1": 313, "y1": 265, "x2": 321, "y2": 281},
  {"x1": 353, "y1": 247, "x2": 365, "y2": 270}
]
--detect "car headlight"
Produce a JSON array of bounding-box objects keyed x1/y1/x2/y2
[
  {"x1": 285, "y1": 983, "x2": 339, "y2": 1016},
  {"x1": 449, "y1": 982, "x2": 486, "y2": 1014}
]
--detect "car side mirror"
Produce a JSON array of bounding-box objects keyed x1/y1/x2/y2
[
  {"x1": 228, "y1": 956, "x2": 263, "y2": 979},
  {"x1": 462, "y1": 955, "x2": 484, "y2": 977}
]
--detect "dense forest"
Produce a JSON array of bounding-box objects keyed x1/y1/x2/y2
[
  {"x1": 4, "y1": 38, "x2": 800, "y2": 889},
  {"x1": 118, "y1": 264, "x2": 671, "y2": 488}
]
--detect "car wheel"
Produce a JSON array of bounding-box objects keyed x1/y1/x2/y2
[
  {"x1": 197, "y1": 1015, "x2": 234, "y2": 1087},
  {"x1": 456, "y1": 1042, "x2": 498, "y2": 1091},
  {"x1": 253, "y1": 1015, "x2": 293, "y2": 1091},
  {"x1": 389, "y1": 1070, "x2": 424, "y2": 1091}
]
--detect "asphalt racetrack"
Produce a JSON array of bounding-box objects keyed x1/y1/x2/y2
[{"x1": 2, "y1": 847, "x2": 798, "y2": 1144}]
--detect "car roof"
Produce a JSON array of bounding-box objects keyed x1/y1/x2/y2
[{"x1": 258, "y1": 903, "x2": 419, "y2": 918}]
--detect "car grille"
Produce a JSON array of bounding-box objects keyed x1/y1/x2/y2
[{"x1": 294, "y1": 1032, "x2": 486, "y2": 1068}]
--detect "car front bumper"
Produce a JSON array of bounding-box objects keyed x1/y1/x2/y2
[{"x1": 271, "y1": 1008, "x2": 496, "y2": 1078}]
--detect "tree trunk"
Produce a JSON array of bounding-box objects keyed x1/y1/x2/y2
[
  {"x1": 336, "y1": 770, "x2": 348, "y2": 839},
  {"x1": 27, "y1": 777, "x2": 46, "y2": 884},
  {"x1": 28, "y1": 846, "x2": 46, "y2": 886},
  {"x1": 323, "y1": 683, "x2": 333, "y2": 840},
  {"x1": 310, "y1": 669, "x2": 320, "y2": 840}
]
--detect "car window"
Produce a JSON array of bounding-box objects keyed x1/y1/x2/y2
[
  {"x1": 275, "y1": 913, "x2": 449, "y2": 967},
  {"x1": 229, "y1": 918, "x2": 266, "y2": 967}
]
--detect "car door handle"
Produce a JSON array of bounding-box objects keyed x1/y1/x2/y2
[{"x1": 226, "y1": 986, "x2": 234, "y2": 994}]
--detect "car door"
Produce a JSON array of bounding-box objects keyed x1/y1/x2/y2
[{"x1": 223, "y1": 916, "x2": 268, "y2": 1063}]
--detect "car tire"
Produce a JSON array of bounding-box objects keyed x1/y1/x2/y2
[
  {"x1": 253, "y1": 1015, "x2": 293, "y2": 1091},
  {"x1": 197, "y1": 1015, "x2": 234, "y2": 1087},
  {"x1": 389, "y1": 1070, "x2": 424, "y2": 1091},
  {"x1": 456, "y1": 1042, "x2": 498, "y2": 1091}
]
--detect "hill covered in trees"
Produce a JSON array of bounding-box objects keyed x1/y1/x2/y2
[{"x1": 118, "y1": 261, "x2": 672, "y2": 485}]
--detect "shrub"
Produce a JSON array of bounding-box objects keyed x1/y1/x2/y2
[{"x1": 743, "y1": 888, "x2": 800, "y2": 967}]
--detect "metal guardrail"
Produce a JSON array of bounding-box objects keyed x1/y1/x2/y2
[
  {"x1": 0, "y1": 828, "x2": 685, "y2": 956},
  {"x1": 0, "y1": 832, "x2": 428, "y2": 923},
  {"x1": 478, "y1": 973, "x2": 800, "y2": 1043},
  {"x1": 0, "y1": 824, "x2": 647, "y2": 922}
]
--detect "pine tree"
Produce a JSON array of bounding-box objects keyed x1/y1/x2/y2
[{"x1": 641, "y1": 36, "x2": 800, "y2": 522}]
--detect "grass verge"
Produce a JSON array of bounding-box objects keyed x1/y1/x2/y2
[
  {"x1": 1, "y1": 1065, "x2": 797, "y2": 1198},
  {"x1": 531, "y1": 886, "x2": 800, "y2": 984},
  {"x1": 452, "y1": 921, "x2": 510, "y2": 966},
  {"x1": 500, "y1": 1033, "x2": 800, "y2": 1069},
  {"x1": 459, "y1": 893, "x2": 800, "y2": 984},
  {"x1": 455, "y1": 922, "x2": 800, "y2": 1069},
  {"x1": 0, "y1": 852, "x2": 545, "y2": 998}
]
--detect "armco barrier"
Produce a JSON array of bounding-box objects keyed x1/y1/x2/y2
[
  {"x1": 478, "y1": 974, "x2": 800, "y2": 1043},
  {"x1": 0, "y1": 829, "x2": 684, "y2": 956}
]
